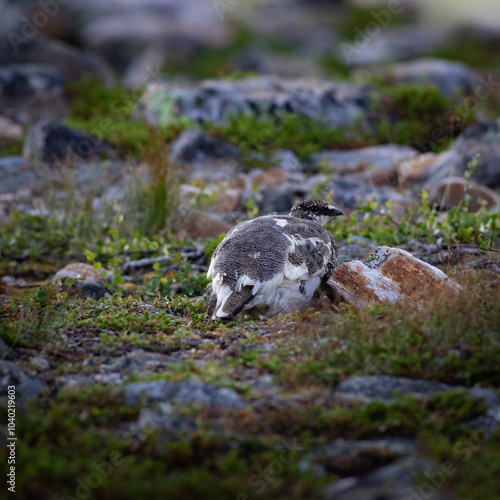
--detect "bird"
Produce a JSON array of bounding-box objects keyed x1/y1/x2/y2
[{"x1": 206, "y1": 199, "x2": 344, "y2": 320}]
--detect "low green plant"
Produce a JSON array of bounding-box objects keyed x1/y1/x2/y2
[
  {"x1": 139, "y1": 255, "x2": 209, "y2": 299},
  {"x1": 0, "y1": 137, "x2": 24, "y2": 157},
  {"x1": 329, "y1": 189, "x2": 499, "y2": 249},
  {"x1": 206, "y1": 112, "x2": 365, "y2": 160},
  {"x1": 372, "y1": 84, "x2": 476, "y2": 152},
  {"x1": 65, "y1": 78, "x2": 183, "y2": 157}
]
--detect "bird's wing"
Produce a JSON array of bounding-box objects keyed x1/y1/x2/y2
[{"x1": 281, "y1": 218, "x2": 338, "y2": 280}]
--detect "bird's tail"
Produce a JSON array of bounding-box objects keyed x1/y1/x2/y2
[{"x1": 207, "y1": 283, "x2": 255, "y2": 320}]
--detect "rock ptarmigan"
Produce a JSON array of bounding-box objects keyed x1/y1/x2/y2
[{"x1": 206, "y1": 199, "x2": 344, "y2": 320}]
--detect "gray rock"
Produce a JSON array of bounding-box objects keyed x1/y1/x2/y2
[
  {"x1": 230, "y1": 46, "x2": 328, "y2": 80},
  {"x1": 0, "y1": 64, "x2": 68, "y2": 125},
  {"x1": 270, "y1": 149, "x2": 303, "y2": 172},
  {"x1": 0, "y1": 156, "x2": 39, "y2": 194},
  {"x1": 338, "y1": 25, "x2": 450, "y2": 66},
  {"x1": 0, "y1": 34, "x2": 114, "y2": 85},
  {"x1": 257, "y1": 190, "x2": 298, "y2": 215},
  {"x1": 398, "y1": 151, "x2": 458, "y2": 187},
  {"x1": 301, "y1": 438, "x2": 418, "y2": 477},
  {"x1": 170, "y1": 130, "x2": 240, "y2": 165},
  {"x1": 124, "y1": 380, "x2": 245, "y2": 411},
  {"x1": 323, "y1": 457, "x2": 453, "y2": 500},
  {"x1": 374, "y1": 58, "x2": 480, "y2": 97},
  {"x1": 29, "y1": 356, "x2": 50, "y2": 371},
  {"x1": 73, "y1": 161, "x2": 125, "y2": 195},
  {"x1": 136, "y1": 77, "x2": 373, "y2": 128},
  {"x1": 426, "y1": 120, "x2": 500, "y2": 189},
  {"x1": 57, "y1": 375, "x2": 92, "y2": 391},
  {"x1": 53, "y1": 263, "x2": 112, "y2": 299},
  {"x1": 0, "y1": 360, "x2": 43, "y2": 398},
  {"x1": 326, "y1": 179, "x2": 412, "y2": 209},
  {"x1": 310, "y1": 145, "x2": 417, "y2": 175},
  {"x1": 335, "y1": 376, "x2": 500, "y2": 416},
  {"x1": 100, "y1": 350, "x2": 174, "y2": 374},
  {"x1": 335, "y1": 376, "x2": 453, "y2": 403},
  {"x1": 23, "y1": 121, "x2": 113, "y2": 164}
]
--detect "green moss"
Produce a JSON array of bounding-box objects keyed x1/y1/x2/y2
[
  {"x1": 273, "y1": 276, "x2": 500, "y2": 389},
  {"x1": 339, "y1": 4, "x2": 413, "y2": 41},
  {"x1": 65, "y1": 78, "x2": 183, "y2": 157},
  {"x1": 205, "y1": 112, "x2": 366, "y2": 161},
  {"x1": 421, "y1": 429, "x2": 500, "y2": 499},
  {"x1": 203, "y1": 84, "x2": 477, "y2": 160},
  {"x1": 432, "y1": 38, "x2": 500, "y2": 70},
  {"x1": 161, "y1": 25, "x2": 254, "y2": 79},
  {"x1": 0, "y1": 137, "x2": 24, "y2": 157},
  {"x1": 317, "y1": 52, "x2": 351, "y2": 77},
  {"x1": 372, "y1": 84, "x2": 475, "y2": 153}
]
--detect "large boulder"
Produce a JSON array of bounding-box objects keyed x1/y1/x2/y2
[
  {"x1": 23, "y1": 121, "x2": 113, "y2": 164},
  {"x1": 329, "y1": 246, "x2": 459, "y2": 307},
  {"x1": 136, "y1": 77, "x2": 373, "y2": 128}
]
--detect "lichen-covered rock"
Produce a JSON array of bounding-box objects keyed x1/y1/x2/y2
[
  {"x1": 23, "y1": 121, "x2": 113, "y2": 164},
  {"x1": 329, "y1": 246, "x2": 459, "y2": 307},
  {"x1": 136, "y1": 77, "x2": 373, "y2": 128},
  {"x1": 0, "y1": 64, "x2": 68, "y2": 124},
  {"x1": 53, "y1": 263, "x2": 112, "y2": 299}
]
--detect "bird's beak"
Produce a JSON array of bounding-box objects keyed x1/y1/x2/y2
[{"x1": 330, "y1": 208, "x2": 344, "y2": 217}]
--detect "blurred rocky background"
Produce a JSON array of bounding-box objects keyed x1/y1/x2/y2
[{"x1": 1, "y1": 2, "x2": 500, "y2": 499}]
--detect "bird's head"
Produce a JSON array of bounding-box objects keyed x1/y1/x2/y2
[{"x1": 289, "y1": 199, "x2": 344, "y2": 226}]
